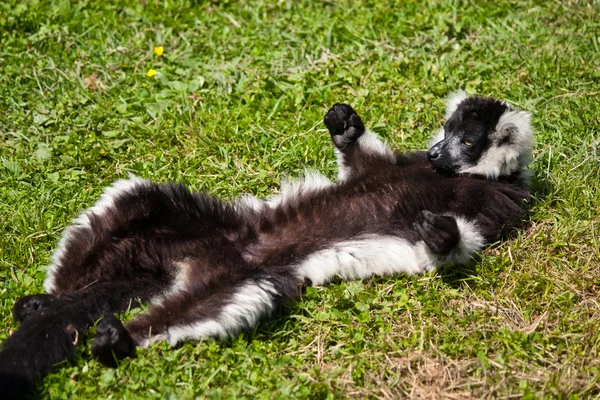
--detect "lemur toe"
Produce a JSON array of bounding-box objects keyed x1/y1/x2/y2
[
  {"x1": 323, "y1": 103, "x2": 365, "y2": 149},
  {"x1": 91, "y1": 315, "x2": 136, "y2": 368},
  {"x1": 414, "y1": 211, "x2": 460, "y2": 255},
  {"x1": 13, "y1": 294, "x2": 61, "y2": 324}
]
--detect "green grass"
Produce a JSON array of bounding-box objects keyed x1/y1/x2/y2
[{"x1": 1, "y1": 0, "x2": 599, "y2": 398}]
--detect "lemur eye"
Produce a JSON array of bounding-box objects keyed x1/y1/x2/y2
[{"x1": 462, "y1": 140, "x2": 473, "y2": 147}]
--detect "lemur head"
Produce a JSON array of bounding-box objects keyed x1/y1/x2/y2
[{"x1": 427, "y1": 90, "x2": 533, "y2": 179}]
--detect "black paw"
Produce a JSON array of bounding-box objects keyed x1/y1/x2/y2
[
  {"x1": 323, "y1": 103, "x2": 365, "y2": 149},
  {"x1": 91, "y1": 316, "x2": 136, "y2": 368},
  {"x1": 13, "y1": 294, "x2": 61, "y2": 324},
  {"x1": 414, "y1": 211, "x2": 460, "y2": 255}
]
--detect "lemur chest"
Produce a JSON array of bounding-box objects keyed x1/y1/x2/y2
[{"x1": 254, "y1": 172, "x2": 456, "y2": 239}]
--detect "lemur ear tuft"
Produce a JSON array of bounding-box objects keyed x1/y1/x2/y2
[
  {"x1": 445, "y1": 90, "x2": 468, "y2": 119},
  {"x1": 495, "y1": 110, "x2": 533, "y2": 147}
]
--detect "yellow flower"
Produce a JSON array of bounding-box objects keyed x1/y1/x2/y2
[
  {"x1": 146, "y1": 68, "x2": 157, "y2": 77},
  {"x1": 154, "y1": 46, "x2": 164, "y2": 56}
]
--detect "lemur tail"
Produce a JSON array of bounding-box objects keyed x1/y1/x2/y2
[
  {"x1": 0, "y1": 279, "x2": 162, "y2": 397},
  {"x1": 0, "y1": 306, "x2": 89, "y2": 398}
]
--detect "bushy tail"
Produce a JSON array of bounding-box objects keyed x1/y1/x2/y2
[{"x1": 0, "y1": 279, "x2": 163, "y2": 397}]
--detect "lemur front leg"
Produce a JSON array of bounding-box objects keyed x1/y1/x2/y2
[
  {"x1": 324, "y1": 104, "x2": 396, "y2": 180},
  {"x1": 414, "y1": 211, "x2": 486, "y2": 265}
]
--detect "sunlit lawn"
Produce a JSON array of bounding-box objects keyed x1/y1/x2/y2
[{"x1": 1, "y1": 0, "x2": 599, "y2": 398}]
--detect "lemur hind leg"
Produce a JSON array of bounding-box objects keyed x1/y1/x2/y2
[
  {"x1": 45, "y1": 176, "x2": 235, "y2": 296},
  {"x1": 92, "y1": 315, "x2": 136, "y2": 367},
  {"x1": 323, "y1": 103, "x2": 396, "y2": 180},
  {"x1": 91, "y1": 269, "x2": 301, "y2": 367}
]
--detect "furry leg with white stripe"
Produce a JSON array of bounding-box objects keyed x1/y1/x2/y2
[
  {"x1": 323, "y1": 103, "x2": 396, "y2": 181},
  {"x1": 92, "y1": 270, "x2": 300, "y2": 365}
]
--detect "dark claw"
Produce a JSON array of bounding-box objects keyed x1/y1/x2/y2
[
  {"x1": 414, "y1": 211, "x2": 460, "y2": 255},
  {"x1": 323, "y1": 103, "x2": 365, "y2": 149},
  {"x1": 91, "y1": 315, "x2": 136, "y2": 368}
]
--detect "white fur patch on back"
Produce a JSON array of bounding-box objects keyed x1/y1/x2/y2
[
  {"x1": 459, "y1": 110, "x2": 533, "y2": 179},
  {"x1": 235, "y1": 194, "x2": 265, "y2": 212},
  {"x1": 267, "y1": 170, "x2": 333, "y2": 206},
  {"x1": 144, "y1": 279, "x2": 279, "y2": 347},
  {"x1": 43, "y1": 176, "x2": 150, "y2": 294},
  {"x1": 235, "y1": 171, "x2": 333, "y2": 211}
]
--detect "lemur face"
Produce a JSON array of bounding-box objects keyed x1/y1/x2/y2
[
  {"x1": 427, "y1": 109, "x2": 493, "y2": 173},
  {"x1": 427, "y1": 94, "x2": 532, "y2": 178}
]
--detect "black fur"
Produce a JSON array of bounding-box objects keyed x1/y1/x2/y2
[
  {"x1": 0, "y1": 96, "x2": 532, "y2": 397},
  {"x1": 92, "y1": 316, "x2": 136, "y2": 368},
  {"x1": 413, "y1": 211, "x2": 460, "y2": 255},
  {"x1": 428, "y1": 96, "x2": 512, "y2": 172},
  {"x1": 13, "y1": 294, "x2": 63, "y2": 324},
  {"x1": 323, "y1": 103, "x2": 365, "y2": 148}
]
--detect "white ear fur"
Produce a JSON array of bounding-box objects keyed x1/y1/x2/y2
[
  {"x1": 429, "y1": 128, "x2": 446, "y2": 147},
  {"x1": 496, "y1": 109, "x2": 534, "y2": 168},
  {"x1": 496, "y1": 110, "x2": 533, "y2": 146},
  {"x1": 428, "y1": 127, "x2": 445, "y2": 147},
  {"x1": 445, "y1": 90, "x2": 468, "y2": 119},
  {"x1": 459, "y1": 108, "x2": 534, "y2": 179},
  {"x1": 429, "y1": 90, "x2": 468, "y2": 147}
]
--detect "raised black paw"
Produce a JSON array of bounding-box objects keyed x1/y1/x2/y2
[
  {"x1": 414, "y1": 211, "x2": 460, "y2": 255},
  {"x1": 91, "y1": 315, "x2": 136, "y2": 368},
  {"x1": 323, "y1": 103, "x2": 365, "y2": 149},
  {"x1": 13, "y1": 294, "x2": 61, "y2": 324}
]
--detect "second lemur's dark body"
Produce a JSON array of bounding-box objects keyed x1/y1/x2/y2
[{"x1": 0, "y1": 94, "x2": 533, "y2": 396}]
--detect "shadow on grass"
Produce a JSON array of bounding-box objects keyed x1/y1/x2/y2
[
  {"x1": 436, "y1": 260, "x2": 480, "y2": 289},
  {"x1": 527, "y1": 171, "x2": 552, "y2": 221},
  {"x1": 530, "y1": 172, "x2": 552, "y2": 200},
  {"x1": 436, "y1": 172, "x2": 550, "y2": 290}
]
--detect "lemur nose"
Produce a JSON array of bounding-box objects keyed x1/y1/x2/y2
[{"x1": 427, "y1": 149, "x2": 440, "y2": 160}]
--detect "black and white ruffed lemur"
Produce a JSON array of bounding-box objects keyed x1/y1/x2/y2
[{"x1": 0, "y1": 91, "x2": 533, "y2": 397}]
